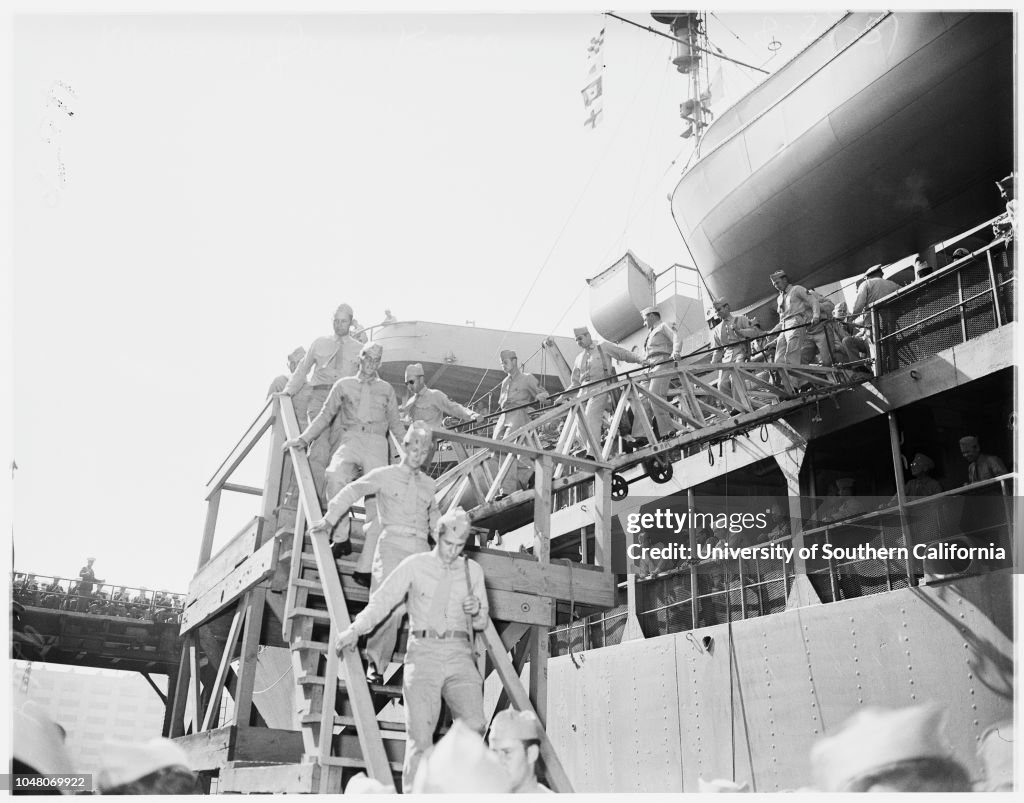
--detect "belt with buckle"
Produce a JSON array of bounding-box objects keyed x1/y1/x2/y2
[{"x1": 411, "y1": 629, "x2": 470, "y2": 641}]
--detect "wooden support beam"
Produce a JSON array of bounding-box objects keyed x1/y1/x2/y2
[
  {"x1": 140, "y1": 671, "x2": 167, "y2": 705},
  {"x1": 168, "y1": 640, "x2": 191, "y2": 737},
  {"x1": 533, "y1": 455, "x2": 553, "y2": 564},
  {"x1": 189, "y1": 638, "x2": 203, "y2": 735},
  {"x1": 221, "y1": 482, "x2": 264, "y2": 496},
  {"x1": 528, "y1": 625, "x2": 550, "y2": 724},
  {"x1": 204, "y1": 407, "x2": 274, "y2": 500},
  {"x1": 172, "y1": 724, "x2": 234, "y2": 772},
  {"x1": 186, "y1": 517, "x2": 263, "y2": 611},
  {"x1": 197, "y1": 490, "x2": 222, "y2": 569},
  {"x1": 182, "y1": 535, "x2": 278, "y2": 633},
  {"x1": 200, "y1": 602, "x2": 247, "y2": 732},
  {"x1": 593, "y1": 469, "x2": 612, "y2": 573},
  {"x1": 481, "y1": 621, "x2": 573, "y2": 793},
  {"x1": 232, "y1": 588, "x2": 266, "y2": 728},
  {"x1": 438, "y1": 427, "x2": 611, "y2": 472}
]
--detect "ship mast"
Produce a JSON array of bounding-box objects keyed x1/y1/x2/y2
[{"x1": 651, "y1": 12, "x2": 711, "y2": 140}]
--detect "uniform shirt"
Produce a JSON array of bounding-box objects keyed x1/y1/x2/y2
[
  {"x1": 643, "y1": 322, "x2": 676, "y2": 359},
  {"x1": 324, "y1": 463, "x2": 438, "y2": 534},
  {"x1": 350, "y1": 551, "x2": 488, "y2": 637},
  {"x1": 570, "y1": 342, "x2": 639, "y2": 387},
  {"x1": 968, "y1": 453, "x2": 1008, "y2": 484},
  {"x1": 79, "y1": 566, "x2": 97, "y2": 594},
  {"x1": 401, "y1": 388, "x2": 476, "y2": 429},
  {"x1": 777, "y1": 283, "x2": 816, "y2": 322},
  {"x1": 304, "y1": 374, "x2": 405, "y2": 442},
  {"x1": 711, "y1": 314, "x2": 756, "y2": 360},
  {"x1": 498, "y1": 372, "x2": 547, "y2": 411},
  {"x1": 268, "y1": 374, "x2": 289, "y2": 396},
  {"x1": 851, "y1": 277, "x2": 900, "y2": 317},
  {"x1": 284, "y1": 333, "x2": 363, "y2": 394}
]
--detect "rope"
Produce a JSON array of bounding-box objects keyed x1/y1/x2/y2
[
  {"x1": 563, "y1": 558, "x2": 581, "y2": 670},
  {"x1": 252, "y1": 663, "x2": 294, "y2": 695}
]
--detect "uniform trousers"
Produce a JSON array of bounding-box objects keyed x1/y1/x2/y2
[
  {"x1": 402, "y1": 636, "x2": 485, "y2": 792},
  {"x1": 364, "y1": 531, "x2": 430, "y2": 672},
  {"x1": 775, "y1": 315, "x2": 809, "y2": 366},
  {"x1": 325, "y1": 430, "x2": 389, "y2": 572}
]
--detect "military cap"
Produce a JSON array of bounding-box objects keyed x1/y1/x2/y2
[
  {"x1": 769, "y1": 270, "x2": 787, "y2": 281},
  {"x1": 572, "y1": 326, "x2": 590, "y2": 338},
  {"x1": 334, "y1": 302, "x2": 353, "y2": 317},
  {"x1": 836, "y1": 477, "x2": 856, "y2": 491},
  {"x1": 810, "y1": 704, "x2": 953, "y2": 792},
  {"x1": 360, "y1": 342, "x2": 383, "y2": 359},
  {"x1": 436, "y1": 507, "x2": 471, "y2": 541},
  {"x1": 909, "y1": 453, "x2": 935, "y2": 472},
  {"x1": 490, "y1": 709, "x2": 543, "y2": 742},
  {"x1": 959, "y1": 435, "x2": 980, "y2": 448},
  {"x1": 404, "y1": 363, "x2": 425, "y2": 381},
  {"x1": 640, "y1": 305, "x2": 659, "y2": 317},
  {"x1": 96, "y1": 738, "x2": 191, "y2": 791},
  {"x1": 499, "y1": 349, "x2": 517, "y2": 361},
  {"x1": 412, "y1": 720, "x2": 513, "y2": 793}
]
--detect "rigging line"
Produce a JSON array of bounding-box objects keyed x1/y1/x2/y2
[
  {"x1": 708, "y1": 12, "x2": 761, "y2": 59},
  {"x1": 621, "y1": 53, "x2": 672, "y2": 240},
  {"x1": 604, "y1": 12, "x2": 769, "y2": 75},
  {"x1": 473, "y1": 36, "x2": 669, "y2": 409}
]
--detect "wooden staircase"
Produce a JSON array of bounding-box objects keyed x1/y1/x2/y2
[{"x1": 173, "y1": 394, "x2": 594, "y2": 793}]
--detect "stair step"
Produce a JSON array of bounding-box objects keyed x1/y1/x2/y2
[
  {"x1": 297, "y1": 674, "x2": 404, "y2": 697},
  {"x1": 292, "y1": 577, "x2": 324, "y2": 590},
  {"x1": 300, "y1": 714, "x2": 406, "y2": 736},
  {"x1": 319, "y1": 756, "x2": 405, "y2": 772},
  {"x1": 292, "y1": 639, "x2": 329, "y2": 652},
  {"x1": 288, "y1": 607, "x2": 331, "y2": 621}
]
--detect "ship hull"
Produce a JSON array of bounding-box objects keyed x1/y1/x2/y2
[{"x1": 671, "y1": 12, "x2": 1014, "y2": 311}]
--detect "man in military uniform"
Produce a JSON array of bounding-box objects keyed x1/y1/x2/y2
[
  {"x1": 335, "y1": 507, "x2": 488, "y2": 792},
  {"x1": 959, "y1": 435, "x2": 1008, "y2": 484},
  {"x1": 493, "y1": 350, "x2": 549, "y2": 439},
  {"x1": 284, "y1": 342, "x2": 405, "y2": 561},
  {"x1": 842, "y1": 265, "x2": 899, "y2": 364},
  {"x1": 563, "y1": 327, "x2": 641, "y2": 455},
  {"x1": 283, "y1": 304, "x2": 364, "y2": 501},
  {"x1": 767, "y1": 271, "x2": 821, "y2": 367},
  {"x1": 636, "y1": 306, "x2": 680, "y2": 441},
  {"x1": 488, "y1": 709, "x2": 552, "y2": 793},
  {"x1": 708, "y1": 299, "x2": 762, "y2": 403},
  {"x1": 401, "y1": 363, "x2": 480, "y2": 430},
  {"x1": 309, "y1": 422, "x2": 438, "y2": 683}
]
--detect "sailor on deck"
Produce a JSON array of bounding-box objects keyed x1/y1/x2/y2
[
  {"x1": 283, "y1": 304, "x2": 363, "y2": 501},
  {"x1": 959, "y1": 435, "x2": 1008, "y2": 484},
  {"x1": 493, "y1": 350, "x2": 549, "y2": 439},
  {"x1": 335, "y1": 507, "x2": 488, "y2": 792},
  {"x1": 842, "y1": 265, "x2": 899, "y2": 365},
  {"x1": 401, "y1": 363, "x2": 480, "y2": 430},
  {"x1": 708, "y1": 299, "x2": 762, "y2": 402},
  {"x1": 284, "y1": 341, "x2": 405, "y2": 560},
  {"x1": 565, "y1": 327, "x2": 641, "y2": 454},
  {"x1": 310, "y1": 422, "x2": 438, "y2": 684},
  {"x1": 488, "y1": 709, "x2": 553, "y2": 793},
  {"x1": 768, "y1": 271, "x2": 820, "y2": 367}
]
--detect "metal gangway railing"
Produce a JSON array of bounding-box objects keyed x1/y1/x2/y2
[{"x1": 11, "y1": 572, "x2": 184, "y2": 623}]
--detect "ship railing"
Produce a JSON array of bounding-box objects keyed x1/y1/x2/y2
[
  {"x1": 434, "y1": 359, "x2": 855, "y2": 517},
  {"x1": 548, "y1": 604, "x2": 628, "y2": 655},
  {"x1": 872, "y1": 234, "x2": 1014, "y2": 374},
  {"x1": 10, "y1": 572, "x2": 184, "y2": 622}
]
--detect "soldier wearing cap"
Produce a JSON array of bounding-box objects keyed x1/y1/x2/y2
[
  {"x1": 401, "y1": 363, "x2": 480, "y2": 430},
  {"x1": 810, "y1": 703, "x2": 971, "y2": 792},
  {"x1": 842, "y1": 266, "x2": 899, "y2": 364},
  {"x1": 708, "y1": 299, "x2": 762, "y2": 401},
  {"x1": 267, "y1": 346, "x2": 307, "y2": 397},
  {"x1": 336, "y1": 507, "x2": 489, "y2": 792},
  {"x1": 562, "y1": 327, "x2": 641, "y2": 454},
  {"x1": 285, "y1": 341, "x2": 405, "y2": 556},
  {"x1": 766, "y1": 271, "x2": 821, "y2": 367},
  {"x1": 637, "y1": 306, "x2": 681, "y2": 440},
  {"x1": 493, "y1": 350, "x2": 549, "y2": 439},
  {"x1": 488, "y1": 709, "x2": 552, "y2": 793},
  {"x1": 959, "y1": 435, "x2": 1008, "y2": 484},
  {"x1": 283, "y1": 304, "x2": 364, "y2": 501},
  {"x1": 311, "y1": 422, "x2": 438, "y2": 683},
  {"x1": 78, "y1": 557, "x2": 101, "y2": 599}
]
